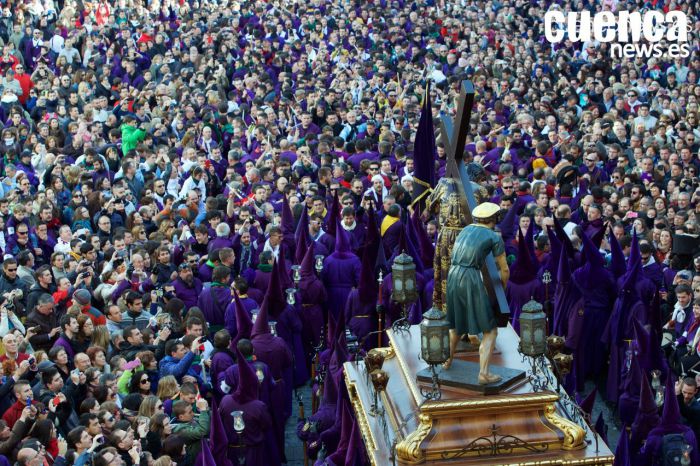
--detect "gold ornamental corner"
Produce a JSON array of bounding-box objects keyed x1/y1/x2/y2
[
  {"x1": 543, "y1": 404, "x2": 587, "y2": 450},
  {"x1": 396, "y1": 413, "x2": 433, "y2": 464}
]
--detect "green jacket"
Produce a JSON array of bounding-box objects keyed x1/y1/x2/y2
[
  {"x1": 120, "y1": 124, "x2": 146, "y2": 155},
  {"x1": 171, "y1": 411, "x2": 211, "y2": 463}
]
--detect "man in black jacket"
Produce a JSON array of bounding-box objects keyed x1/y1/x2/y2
[
  {"x1": 25, "y1": 294, "x2": 60, "y2": 352},
  {"x1": 118, "y1": 325, "x2": 169, "y2": 361}
]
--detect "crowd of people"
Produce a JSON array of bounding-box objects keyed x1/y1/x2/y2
[{"x1": 0, "y1": 0, "x2": 695, "y2": 464}]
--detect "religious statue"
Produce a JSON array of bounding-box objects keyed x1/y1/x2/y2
[
  {"x1": 444, "y1": 202, "x2": 510, "y2": 385},
  {"x1": 426, "y1": 163, "x2": 489, "y2": 312}
]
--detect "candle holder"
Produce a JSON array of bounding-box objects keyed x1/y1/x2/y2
[
  {"x1": 269, "y1": 321, "x2": 277, "y2": 336},
  {"x1": 546, "y1": 335, "x2": 565, "y2": 359},
  {"x1": 369, "y1": 369, "x2": 389, "y2": 417},
  {"x1": 315, "y1": 255, "x2": 324, "y2": 274},
  {"x1": 364, "y1": 349, "x2": 385, "y2": 386},
  {"x1": 285, "y1": 288, "x2": 296, "y2": 306},
  {"x1": 231, "y1": 411, "x2": 245, "y2": 465},
  {"x1": 291, "y1": 265, "x2": 301, "y2": 286}
]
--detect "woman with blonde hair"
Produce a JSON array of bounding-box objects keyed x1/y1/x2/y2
[
  {"x1": 156, "y1": 375, "x2": 179, "y2": 401},
  {"x1": 138, "y1": 395, "x2": 164, "y2": 418},
  {"x1": 90, "y1": 325, "x2": 112, "y2": 355}
]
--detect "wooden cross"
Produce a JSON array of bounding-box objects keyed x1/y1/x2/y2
[{"x1": 439, "y1": 80, "x2": 509, "y2": 315}]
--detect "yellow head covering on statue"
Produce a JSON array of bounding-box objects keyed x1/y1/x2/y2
[{"x1": 472, "y1": 202, "x2": 501, "y2": 223}]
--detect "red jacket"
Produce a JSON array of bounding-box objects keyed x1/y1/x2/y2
[{"x1": 2, "y1": 399, "x2": 39, "y2": 429}]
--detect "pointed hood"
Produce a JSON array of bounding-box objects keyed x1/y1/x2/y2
[
  {"x1": 622, "y1": 352, "x2": 642, "y2": 400},
  {"x1": 581, "y1": 230, "x2": 604, "y2": 269},
  {"x1": 411, "y1": 207, "x2": 435, "y2": 268},
  {"x1": 525, "y1": 219, "x2": 537, "y2": 264},
  {"x1": 357, "y1": 235, "x2": 379, "y2": 304},
  {"x1": 631, "y1": 374, "x2": 660, "y2": 446},
  {"x1": 281, "y1": 194, "x2": 295, "y2": 237},
  {"x1": 375, "y1": 235, "x2": 389, "y2": 275},
  {"x1": 267, "y1": 259, "x2": 287, "y2": 317},
  {"x1": 332, "y1": 218, "x2": 353, "y2": 258},
  {"x1": 326, "y1": 191, "x2": 341, "y2": 238},
  {"x1": 402, "y1": 216, "x2": 425, "y2": 274},
  {"x1": 498, "y1": 202, "x2": 518, "y2": 242},
  {"x1": 608, "y1": 229, "x2": 626, "y2": 278},
  {"x1": 365, "y1": 205, "x2": 379, "y2": 248},
  {"x1": 329, "y1": 307, "x2": 349, "y2": 378},
  {"x1": 576, "y1": 387, "x2": 597, "y2": 418},
  {"x1": 322, "y1": 364, "x2": 339, "y2": 405},
  {"x1": 661, "y1": 374, "x2": 682, "y2": 427},
  {"x1": 251, "y1": 293, "x2": 271, "y2": 338},
  {"x1": 546, "y1": 224, "x2": 562, "y2": 268},
  {"x1": 232, "y1": 291, "x2": 253, "y2": 346},
  {"x1": 294, "y1": 203, "x2": 309, "y2": 244},
  {"x1": 628, "y1": 231, "x2": 641, "y2": 273},
  {"x1": 633, "y1": 318, "x2": 653, "y2": 375},
  {"x1": 553, "y1": 216, "x2": 575, "y2": 259},
  {"x1": 510, "y1": 227, "x2": 538, "y2": 284},
  {"x1": 276, "y1": 244, "x2": 293, "y2": 290},
  {"x1": 294, "y1": 222, "x2": 309, "y2": 265},
  {"x1": 233, "y1": 346, "x2": 258, "y2": 404},
  {"x1": 411, "y1": 80, "x2": 437, "y2": 206},
  {"x1": 619, "y1": 232, "x2": 641, "y2": 294},
  {"x1": 613, "y1": 428, "x2": 631, "y2": 466},
  {"x1": 300, "y1": 241, "x2": 316, "y2": 281},
  {"x1": 208, "y1": 398, "x2": 234, "y2": 466},
  {"x1": 594, "y1": 412, "x2": 608, "y2": 446},
  {"x1": 556, "y1": 234, "x2": 572, "y2": 285}
]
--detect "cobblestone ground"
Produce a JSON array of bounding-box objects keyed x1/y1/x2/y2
[{"x1": 284, "y1": 385, "x2": 313, "y2": 466}]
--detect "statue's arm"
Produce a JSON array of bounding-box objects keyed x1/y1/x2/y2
[{"x1": 495, "y1": 253, "x2": 509, "y2": 289}]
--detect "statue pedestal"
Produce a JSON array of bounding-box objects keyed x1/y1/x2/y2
[
  {"x1": 416, "y1": 360, "x2": 526, "y2": 395},
  {"x1": 344, "y1": 324, "x2": 614, "y2": 465}
]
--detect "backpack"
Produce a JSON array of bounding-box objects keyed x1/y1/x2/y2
[{"x1": 661, "y1": 433, "x2": 687, "y2": 466}]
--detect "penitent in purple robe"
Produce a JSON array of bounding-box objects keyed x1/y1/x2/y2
[
  {"x1": 297, "y1": 243, "x2": 326, "y2": 359},
  {"x1": 507, "y1": 228, "x2": 542, "y2": 334},
  {"x1": 572, "y1": 231, "x2": 615, "y2": 387},
  {"x1": 639, "y1": 375, "x2": 700, "y2": 466},
  {"x1": 216, "y1": 358, "x2": 275, "y2": 409},
  {"x1": 219, "y1": 347, "x2": 278, "y2": 466},
  {"x1": 197, "y1": 285, "x2": 232, "y2": 327},
  {"x1": 251, "y1": 294, "x2": 293, "y2": 460},
  {"x1": 322, "y1": 223, "x2": 361, "y2": 321},
  {"x1": 267, "y1": 259, "x2": 309, "y2": 387}
]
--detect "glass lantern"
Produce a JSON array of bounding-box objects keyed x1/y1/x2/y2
[
  {"x1": 231, "y1": 411, "x2": 245, "y2": 433},
  {"x1": 519, "y1": 299, "x2": 547, "y2": 357},
  {"x1": 315, "y1": 255, "x2": 324, "y2": 273},
  {"x1": 420, "y1": 307, "x2": 451, "y2": 365},
  {"x1": 291, "y1": 265, "x2": 301, "y2": 285},
  {"x1": 391, "y1": 251, "x2": 418, "y2": 304},
  {"x1": 285, "y1": 288, "x2": 296, "y2": 305},
  {"x1": 269, "y1": 321, "x2": 277, "y2": 336}
]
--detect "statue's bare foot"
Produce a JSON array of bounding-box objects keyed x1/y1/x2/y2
[
  {"x1": 443, "y1": 358, "x2": 454, "y2": 370},
  {"x1": 478, "y1": 373, "x2": 502, "y2": 385}
]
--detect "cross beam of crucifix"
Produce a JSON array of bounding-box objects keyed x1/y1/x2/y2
[{"x1": 439, "y1": 80, "x2": 509, "y2": 315}]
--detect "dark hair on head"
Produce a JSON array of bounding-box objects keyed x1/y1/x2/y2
[
  {"x1": 165, "y1": 339, "x2": 183, "y2": 356},
  {"x1": 161, "y1": 434, "x2": 186, "y2": 459},
  {"x1": 79, "y1": 398, "x2": 99, "y2": 415},
  {"x1": 213, "y1": 329, "x2": 231, "y2": 350},
  {"x1": 66, "y1": 426, "x2": 87, "y2": 449},
  {"x1": 129, "y1": 370, "x2": 149, "y2": 394},
  {"x1": 27, "y1": 418, "x2": 54, "y2": 445},
  {"x1": 236, "y1": 338, "x2": 254, "y2": 357},
  {"x1": 79, "y1": 412, "x2": 98, "y2": 427}
]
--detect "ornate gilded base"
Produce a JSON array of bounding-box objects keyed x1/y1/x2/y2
[{"x1": 344, "y1": 325, "x2": 614, "y2": 465}]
